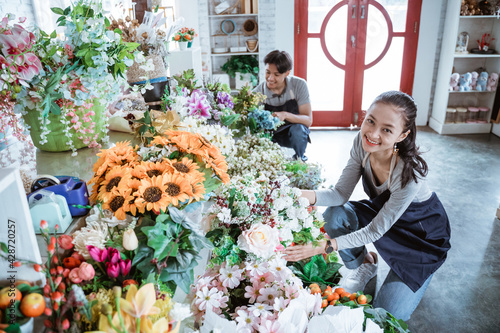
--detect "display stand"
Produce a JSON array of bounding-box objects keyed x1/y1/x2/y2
[{"x1": 168, "y1": 46, "x2": 203, "y2": 80}]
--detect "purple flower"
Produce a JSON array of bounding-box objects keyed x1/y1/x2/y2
[
  {"x1": 186, "y1": 90, "x2": 212, "y2": 119},
  {"x1": 119, "y1": 259, "x2": 132, "y2": 276},
  {"x1": 87, "y1": 245, "x2": 108, "y2": 263},
  {"x1": 108, "y1": 248, "x2": 121, "y2": 265},
  {"x1": 105, "y1": 262, "x2": 120, "y2": 278},
  {"x1": 216, "y1": 91, "x2": 234, "y2": 109}
]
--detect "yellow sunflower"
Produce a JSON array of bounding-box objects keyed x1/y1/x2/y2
[
  {"x1": 135, "y1": 176, "x2": 170, "y2": 214},
  {"x1": 88, "y1": 176, "x2": 105, "y2": 203},
  {"x1": 102, "y1": 187, "x2": 135, "y2": 220},
  {"x1": 170, "y1": 157, "x2": 205, "y2": 180},
  {"x1": 106, "y1": 141, "x2": 138, "y2": 167},
  {"x1": 98, "y1": 166, "x2": 132, "y2": 203},
  {"x1": 162, "y1": 173, "x2": 192, "y2": 207},
  {"x1": 188, "y1": 178, "x2": 206, "y2": 203},
  {"x1": 164, "y1": 130, "x2": 204, "y2": 152}
]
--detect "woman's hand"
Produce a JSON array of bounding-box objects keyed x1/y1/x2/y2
[
  {"x1": 301, "y1": 190, "x2": 317, "y2": 205},
  {"x1": 283, "y1": 239, "x2": 327, "y2": 262}
]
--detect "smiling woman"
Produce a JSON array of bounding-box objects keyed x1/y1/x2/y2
[{"x1": 285, "y1": 91, "x2": 451, "y2": 322}]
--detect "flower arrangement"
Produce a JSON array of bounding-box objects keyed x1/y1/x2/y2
[
  {"x1": 226, "y1": 134, "x2": 286, "y2": 180},
  {"x1": 86, "y1": 130, "x2": 229, "y2": 292},
  {"x1": 172, "y1": 27, "x2": 197, "y2": 43},
  {"x1": 206, "y1": 175, "x2": 325, "y2": 266},
  {"x1": 246, "y1": 106, "x2": 283, "y2": 134},
  {"x1": 0, "y1": 14, "x2": 41, "y2": 144},
  {"x1": 188, "y1": 256, "x2": 323, "y2": 332},
  {"x1": 180, "y1": 116, "x2": 235, "y2": 156},
  {"x1": 284, "y1": 160, "x2": 326, "y2": 190},
  {"x1": 11, "y1": 0, "x2": 141, "y2": 154}
]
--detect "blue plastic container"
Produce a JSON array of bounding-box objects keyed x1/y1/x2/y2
[{"x1": 28, "y1": 176, "x2": 90, "y2": 217}]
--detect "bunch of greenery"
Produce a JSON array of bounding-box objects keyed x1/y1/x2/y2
[
  {"x1": 285, "y1": 160, "x2": 326, "y2": 190},
  {"x1": 221, "y1": 55, "x2": 259, "y2": 87}
]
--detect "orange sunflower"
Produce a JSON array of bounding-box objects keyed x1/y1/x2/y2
[
  {"x1": 187, "y1": 177, "x2": 206, "y2": 203},
  {"x1": 106, "y1": 141, "x2": 138, "y2": 167},
  {"x1": 98, "y1": 166, "x2": 132, "y2": 203},
  {"x1": 103, "y1": 187, "x2": 135, "y2": 220},
  {"x1": 134, "y1": 161, "x2": 171, "y2": 179},
  {"x1": 162, "y1": 173, "x2": 192, "y2": 207},
  {"x1": 127, "y1": 178, "x2": 142, "y2": 216},
  {"x1": 164, "y1": 130, "x2": 204, "y2": 152},
  {"x1": 135, "y1": 176, "x2": 171, "y2": 214},
  {"x1": 88, "y1": 176, "x2": 105, "y2": 203},
  {"x1": 170, "y1": 157, "x2": 205, "y2": 180}
]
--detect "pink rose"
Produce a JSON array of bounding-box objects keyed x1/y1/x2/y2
[
  {"x1": 78, "y1": 262, "x2": 95, "y2": 281},
  {"x1": 69, "y1": 268, "x2": 82, "y2": 284},
  {"x1": 57, "y1": 235, "x2": 74, "y2": 250},
  {"x1": 237, "y1": 223, "x2": 280, "y2": 259}
]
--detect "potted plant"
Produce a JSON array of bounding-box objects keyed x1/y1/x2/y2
[
  {"x1": 221, "y1": 55, "x2": 259, "y2": 89},
  {"x1": 4, "y1": 0, "x2": 141, "y2": 154},
  {"x1": 172, "y1": 27, "x2": 196, "y2": 50}
]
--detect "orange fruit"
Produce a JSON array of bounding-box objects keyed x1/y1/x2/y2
[
  {"x1": 310, "y1": 287, "x2": 321, "y2": 295},
  {"x1": 20, "y1": 293, "x2": 46, "y2": 317},
  {"x1": 349, "y1": 293, "x2": 357, "y2": 301},
  {"x1": 0, "y1": 287, "x2": 22, "y2": 310},
  {"x1": 340, "y1": 292, "x2": 351, "y2": 299},
  {"x1": 322, "y1": 289, "x2": 333, "y2": 297},
  {"x1": 329, "y1": 300, "x2": 336, "y2": 306},
  {"x1": 357, "y1": 294, "x2": 368, "y2": 305},
  {"x1": 309, "y1": 283, "x2": 320, "y2": 290},
  {"x1": 321, "y1": 299, "x2": 328, "y2": 308},
  {"x1": 334, "y1": 287, "x2": 345, "y2": 295},
  {"x1": 328, "y1": 292, "x2": 339, "y2": 302}
]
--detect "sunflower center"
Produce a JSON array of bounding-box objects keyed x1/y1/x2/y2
[
  {"x1": 109, "y1": 196, "x2": 125, "y2": 212},
  {"x1": 147, "y1": 169, "x2": 162, "y2": 178},
  {"x1": 165, "y1": 183, "x2": 181, "y2": 196},
  {"x1": 173, "y1": 162, "x2": 190, "y2": 173},
  {"x1": 106, "y1": 177, "x2": 122, "y2": 192},
  {"x1": 143, "y1": 186, "x2": 162, "y2": 203}
]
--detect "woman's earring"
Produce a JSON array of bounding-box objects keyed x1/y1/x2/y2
[{"x1": 393, "y1": 143, "x2": 399, "y2": 155}]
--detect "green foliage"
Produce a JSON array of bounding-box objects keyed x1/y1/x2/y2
[
  {"x1": 173, "y1": 69, "x2": 202, "y2": 91},
  {"x1": 364, "y1": 308, "x2": 411, "y2": 333},
  {"x1": 289, "y1": 254, "x2": 342, "y2": 290},
  {"x1": 221, "y1": 55, "x2": 259, "y2": 87},
  {"x1": 284, "y1": 160, "x2": 326, "y2": 190}
]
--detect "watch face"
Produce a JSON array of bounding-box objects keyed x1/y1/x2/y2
[{"x1": 326, "y1": 246, "x2": 333, "y2": 254}]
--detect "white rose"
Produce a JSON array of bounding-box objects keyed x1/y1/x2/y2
[{"x1": 237, "y1": 223, "x2": 280, "y2": 259}]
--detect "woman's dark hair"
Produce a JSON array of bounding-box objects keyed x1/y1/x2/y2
[
  {"x1": 370, "y1": 90, "x2": 428, "y2": 188},
  {"x1": 264, "y1": 50, "x2": 293, "y2": 73}
]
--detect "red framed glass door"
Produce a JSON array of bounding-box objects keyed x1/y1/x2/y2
[{"x1": 294, "y1": 0, "x2": 422, "y2": 127}]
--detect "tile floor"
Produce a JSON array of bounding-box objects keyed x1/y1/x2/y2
[{"x1": 306, "y1": 127, "x2": 500, "y2": 333}]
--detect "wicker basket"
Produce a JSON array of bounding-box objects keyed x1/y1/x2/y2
[{"x1": 213, "y1": 0, "x2": 241, "y2": 15}]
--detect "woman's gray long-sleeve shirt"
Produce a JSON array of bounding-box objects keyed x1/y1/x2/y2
[{"x1": 315, "y1": 133, "x2": 432, "y2": 251}]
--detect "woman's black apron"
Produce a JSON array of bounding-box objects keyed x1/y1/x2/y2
[{"x1": 348, "y1": 155, "x2": 451, "y2": 292}]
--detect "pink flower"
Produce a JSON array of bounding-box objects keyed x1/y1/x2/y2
[
  {"x1": 108, "y1": 248, "x2": 121, "y2": 264},
  {"x1": 57, "y1": 235, "x2": 74, "y2": 250},
  {"x1": 78, "y1": 262, "x2": 95, "y2": 281},
  {"x1": 69, "y1": 268, "x2": 83, "y2": 284},
  {"x1": 257, "y1": 286, "x2": 278, "y2": 305},
  {"x1": 244, "y1": 283, "x2": 262, "y2": 304},
  {"x1": 119, "y1": 259, "x2": 131, "y2": 276},
  {"x1": 186, "y1": 90, "x2": 212, "y2": 119},
  {"x1": 87, "y1": 245, "x2": 108, "y2": 262},
  {"x1": 237, "y1": 223, "x2": 280, "y2": 259},
  {"x1": 194, "y1": 286, "x2": 228, "y2": 313},
  {"x1": 219, "y1": 265, "x2": 242, "y2": 289},
  {"x1": 62, "y1": 319, "x2": 70, "y2": 330},
  {"x1": 253, "y1": 272, "x2": 274, "y2": 286},
  {"x1": 106, "y1": 262, "x2": 120, "y2": 278},
  {"x1": 40, "y1": 220, "x2": 48, "y2": 231},
  {"x1": 259, "y1": 318, "x2": 284, "y2": 333}
]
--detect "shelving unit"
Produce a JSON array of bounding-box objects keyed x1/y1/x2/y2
[
  {"x1": 207, "y1": 1, "x2": 260, "y2": 89},
  {"x1": 429, "y1": 2, "x2": 500, "y2": 135}
]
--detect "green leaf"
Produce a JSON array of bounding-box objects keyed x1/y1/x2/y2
[
  {"x1": 63, "y1": 6, "x2": 71, "y2": 15},
  {"x1": 5, "y1": 323, "x2": 20, "y2": 333},
  {"x1": 50, "y1": 101, "x2": 61, "y2": 115},
  {"x1": 16, "y1": 283, "x2": 30, "y2": 293},
  {"x1": 105, "y1": 17, "x2": 110, "y2": 27},
  {"x1": 131, "y1": 244, "x2": 153, "y2": 267},
  {"x1": 176, "y1": 249, "x2": 197, "y2": 267},
  {"x1": 76, "y1": 20, "x2": 84, "y2": 32},
  {"x1": 0, "y1": 242, "x2": 7, "y2": 253},
  {"x1": 50, "y1": 30, "x2": 57, "y2": 38},
  {"x1": 50, "y1": 7, "x2": 64, "y2": 15},
  {"x1": 114, "y1": 28, "x2": 123, "y2": 34},
  {"x1": 75, "y1": 49, "x2": 88, "y2": 57}
]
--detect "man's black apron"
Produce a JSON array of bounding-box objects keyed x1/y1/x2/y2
[{"x1": 348, "y1": 155, "x2": 451, "y2": 292}]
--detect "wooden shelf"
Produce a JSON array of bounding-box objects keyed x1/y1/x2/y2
[
  {"x1": 459, "y1": 15, "x2": 499, "y2": 18},
  {"x1": 211, "y1": 52, "x2": 258, "y2": 56},
  {"x1": 209, "y1": 14, "x2": 258, "y2": 18},
  {"x1": 454, "y1": 53, "x2": 500, "y2": 58},
  {"x1": 429, "y1": 118, "x2": 493, "y2": 134},
  {"x1": 449, "y1": 90, "x2": 497, "y2": 93}
]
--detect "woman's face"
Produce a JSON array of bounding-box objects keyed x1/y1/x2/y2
[
  {"x1": 265, "y1": 63, "x2": 290, "y2": 91},
  {"x1": 360, "y1": 102, "x2": 409, "y2": 155}
]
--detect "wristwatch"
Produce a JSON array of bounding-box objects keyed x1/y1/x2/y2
[{"x1": 325, "y1": 239, "x2": 334, "y2": 254}]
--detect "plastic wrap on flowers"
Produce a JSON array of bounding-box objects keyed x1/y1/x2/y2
[{"x1": 22, "y1": 99, "x2": 107, "y2": 152}]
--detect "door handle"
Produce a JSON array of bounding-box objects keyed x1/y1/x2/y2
[
  {"x1": 351, "y1": 35, "x2": 356, "y2": 48},
  {"x1": 361, "y1": 5, "x2": 365, "y2": 19},
  {"x1": 352, "y1": 4, "x2": 356, "y2": 18}
]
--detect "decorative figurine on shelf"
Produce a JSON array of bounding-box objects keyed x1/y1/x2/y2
[
  {"x1": 478, "y1": 33, "x2": 494, "y2": 51},
  {"x1": 476, "y1": 72, "x2": 489, "y2": 91},
  {"x1": 487, "y1": 72, "x2": 499, "y2": 91},
  {"x1": 450, "y1": 73, "x2": 460, "y2": 91},
  {"x1": 470, "y1": 71, "x2": 479, "y2": 90},
  {"x1": 456, "y1": 31, "x2": 470, "y2": 53},
  {"x1": 459, "y1": 72, "x2": 472, "y2": 92}
]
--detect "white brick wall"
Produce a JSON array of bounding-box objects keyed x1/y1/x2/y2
[{"x1": 0, "y1": 0, "x2": 36, "y2": 28}]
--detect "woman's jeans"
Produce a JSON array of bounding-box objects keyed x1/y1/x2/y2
[{"x1": 323, "y1": 204, "x2": 433, "y2": 321}]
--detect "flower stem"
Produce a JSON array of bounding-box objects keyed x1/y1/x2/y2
[
  {"x1": 106, "y1": 314, "x2": 123, "y2": 333},
  {"x1": 115, "y1": 295, "x2": 127, "y2": 333}
]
